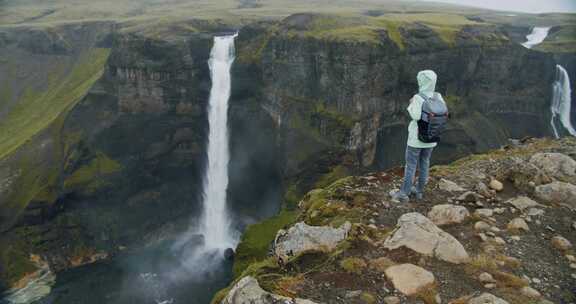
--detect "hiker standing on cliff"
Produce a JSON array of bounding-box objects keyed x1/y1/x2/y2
[{"x1": 390, "y1": 70, "x2": 449, "y2": 202}]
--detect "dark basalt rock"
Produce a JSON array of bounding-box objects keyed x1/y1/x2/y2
[{"x1": 224, "y1": 248, "x2": 235, "y2": 261}]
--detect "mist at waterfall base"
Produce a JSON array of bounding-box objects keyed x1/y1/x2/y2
[{"x1": 6, "y1": 33, "x2": 284, "y2": 304}]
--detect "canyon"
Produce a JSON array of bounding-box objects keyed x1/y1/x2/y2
[{"x1": 0, "y1": 2, "x2": 575, "y2": 303}]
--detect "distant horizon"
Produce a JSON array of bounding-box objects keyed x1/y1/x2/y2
[{"x1": 422, "y1": 0, "x2": 576, "y2": 14}]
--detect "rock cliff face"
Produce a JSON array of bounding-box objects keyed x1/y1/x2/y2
[{"x1": 235, "y1": 16, "x2": 574, "y2": 180}]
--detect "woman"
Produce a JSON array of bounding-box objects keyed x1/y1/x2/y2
[{"x1": 390, "y1": 70, "x2": 446, "y2": 202}]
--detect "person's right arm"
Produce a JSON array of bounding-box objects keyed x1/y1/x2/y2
[{"x1": 407, "y1": 95, "x2": 423, "y2": 121}]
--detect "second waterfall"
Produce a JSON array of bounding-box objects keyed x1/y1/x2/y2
[{"x1": 200, "y1": 33, "x2": 238, "y2": 253}]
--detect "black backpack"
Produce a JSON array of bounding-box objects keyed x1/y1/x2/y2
[{"x1": 417, "y1": 93, "x2": 449, "y2": 143}]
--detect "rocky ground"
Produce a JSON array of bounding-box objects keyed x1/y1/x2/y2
[{"x1": 214, "y1": 137, "x2": 576, "y2": 304}]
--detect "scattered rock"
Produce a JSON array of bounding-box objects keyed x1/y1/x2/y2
[
  {"x1": 476, "y1": 182, "x2": 494, "y2": 198},
  {"x1": 384, "y1": 213, "x2": 470, "y2": 264},
  {"x1": 527, "y1": 208, "x2": 544, "y2": 216},
  {"x1": 484, "y1": 283, "x2": 496, "y2": 289},
  {"x1": 474, "y1": 221, "x2": 491, "y2": 231},
  {"x1": 274, "y1": 222, "x2": 351, "y2": 259},
  {"x1": 520, "y1": 286, "x2": 542, "y2": 299},
  {"x1": 566, "y1": 255, "x2": 576, "y2": 262},
  {"x1": 535, "y1": 182, "x2": 576, "y2": 208},
  {"x1": 345, "y1": 290, "x2": 362, "y2": 298},
  {"x1": 457, "y1": 191, "x2": 478, "y2": 203},
  {"x1": 427, "y1": 204, "x2": 470, "y2": 226},
  {"x1": 478, "y1": 272, "x2": 496, "y2": 283},
  {"x1": 494, "y1": 237, "x2": 506, "y2": 245},
  {"x1": 221, "y1": 276, "x2": 318, "y2": 304},
  {"x1": 384, "y1": 296, "x2": 400, "y2": 304},
  {"x1": 467, "y1": 293, "x2": 509, "y2": 304},
  {"x1": 474, "y1": 209, "x2": 494, "y2": 218},
  {"x1": 438, "y1": 178, "x2": 466, "y2": 192},
  {"x1": 529, "y1": 153, "x2": 576, "y2": 181},
  {"x1": 507, "y1": 218, "x2": 530, "y2": 232},
  {"x1": 489, "y1": 179, "x2": 504, "y2": 192},
  {"x1": 551, "y1": 235, "x2": 573, "y2": 251},
  {"x1": 385, "y1": 264, "x2": 435, "y2": 296},
  {"x1": 507, "y1": 196, "x2": 542, "y2": 211}
]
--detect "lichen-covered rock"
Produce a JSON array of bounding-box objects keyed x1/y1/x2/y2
[
  {"x1": 506, "y1": 196, "x2": 542, "y2": 211},
  {"x1": 438, "y1": 179, "x2": 466, "y2": 192},
  {"x1": 384, "y1": 213, "x2": 469, "y2": 264},
  {"x1": 529, "y1": 153, "x2": 576, "y2": 182},
  {"x1": 384, "y1": 264, "x2": 435, "y2": 296},
  {"x1": 507, "y1": 218, "x2": 530, "y2": 232},
  {"x1": 427, "y1": 204, "x2": 470, "y2": 226},
  {"x1": 535, "y1": 182, "x2": 576, "y2": 208},
  {"x1": 467, "y1": 293, "x2": 509, "y2": 304},
  {"x1": 551, "y1": 235, "x2": 573, "y2": 251},
  {"x1": 221, "y1": 276, "x2": 318, "y2": 304},
  {"x1": 274, "y1": 221, "x2": 351, "y2": 259}
]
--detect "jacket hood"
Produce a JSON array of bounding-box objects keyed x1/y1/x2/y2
[{"x1": 417, "y1": 70, "x2": 437, "y2": 95}]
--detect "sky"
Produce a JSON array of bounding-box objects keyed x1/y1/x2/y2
[{"x1": 423, "y1": 0, "x2": 576, "y2": 13}]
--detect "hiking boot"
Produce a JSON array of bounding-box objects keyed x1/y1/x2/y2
[
  {"x1": 389, "y1": 189, "x2": 409, "y2": 203},
  {"x1": 415, "y1": 192, "x2": 424, "y2": 201}
]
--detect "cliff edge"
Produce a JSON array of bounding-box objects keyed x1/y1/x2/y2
[{"x1": 216, "y1": 137, "x2": 576, "y2": 304}]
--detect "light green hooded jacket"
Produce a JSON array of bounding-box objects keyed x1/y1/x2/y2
[{"x1": 406, "y1": 70, "x2": 446, "y2": 148}]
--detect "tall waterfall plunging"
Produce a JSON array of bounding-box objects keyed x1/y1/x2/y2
[
  {"x1": 551, "y1": 65, "x2": 576, "y2": 138},
  {"x1": 522, "y1": 27, "x2": 550, "y2": 49},
  {"x1": 199, "y1": 33, "x2": 238, "y2": 251}
]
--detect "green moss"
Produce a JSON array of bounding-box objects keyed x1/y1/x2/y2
[
  {"x1": 535, "y1": 25, "x2": 576, "y2": 53},
  {"x1": 372, "y1": 19, "x2": 405, "y2": 49},
  {"x1": 360, "y1": 292, "x2": 377, "y2": 304},
  {"x1": 0, "y1": 238, "x2": 37, "y2": 289},
  {"x1": 63, "y1": 152, "x2": 121, "y2": 195},
  {"x1": 339, "y1": 257, "x2": 366, "y2": 274},
  {"x1": 313, "y1": 165, "x2": 350, "y2": 189},
  {"x1": 0, "y1": 48, "x2": 110, "y2": 161},
  {"x1": 233, "y1": 210, "x2": 298, "y2": 277}
]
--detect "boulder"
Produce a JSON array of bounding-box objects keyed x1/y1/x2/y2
[
  {"x1": 221, "y1": 276, "x2": 318, "y2": 304},
  {"x1": 274, "y1": 222, "x2": 351, "y2": 260},
  {"x1": 427, "y1": 204, "x2": 470, "y2": 226},
  {"x1": 385, "y1": 264, "x2": 435, "y2": 296},
  {"x1": 529, "y1": 153, "x2": 576, "y2": 182},
  {"x1": 489, "y1": 179, "x2": 504, "y2": 192},
  {"x1": 551, "y1": 236, "x2": 573, "y2": 251},
  {"x1": 520, "y1": 286, "x2": 542, "y2": 299},
  {"x1": 474, "y1": 209, "x2": 494, "y2": 218},
  {"x1": 506, "y1": 196, "x2": 542, "y2": 211},
  {"x1": 438, "y1": 179, "x2": 466, "y2": 192},
  {"x1": 476, "y1": 182, "x2": 494, "y2": 198},
  {"x1": 467, "y1": 293, "x2": 509, "y2": 304},
  {"x1": 384, "y1": 213, "x2": 469, "y2": 264},
  {"x1": 507, "y1": 218, "x2": 530, "y2": 232},
  {"x1": 535, "y1": 182, "x2": 576, "y2": 208},
  {"x1": 474, "y1": 221, "x2": 491, "y2": 231}
]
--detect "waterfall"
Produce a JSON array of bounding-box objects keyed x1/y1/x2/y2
[
  {"x1": 198, "y1": 33, "x2": 238, "y2": 251},
  {"x1": 551, "y1": 65, "x2": 576, "y2": 138},
  {"x1": 522, "y1": 27, "x2": 550, "y2": 49}
]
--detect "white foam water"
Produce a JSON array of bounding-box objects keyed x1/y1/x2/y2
[
  {"x1": 522, "y1": 27, "x2": 550, "y2": 49},
  {"x1": 198, "y1": 33, "x2": 238, "y2": 252},
  {"x1": 551, "y1": 65, "x2": 576, "y2": 138}
]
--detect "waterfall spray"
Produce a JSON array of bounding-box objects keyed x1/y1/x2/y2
[{"x1": 551, "y1": 65, "x2": 576, "y2": 138}]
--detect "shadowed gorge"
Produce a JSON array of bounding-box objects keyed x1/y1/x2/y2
[{"x1": 0, "y1": 1, "x2": 575, "y2": 303}]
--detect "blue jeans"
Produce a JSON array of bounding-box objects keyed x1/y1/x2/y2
[{"x1": 400, "y1": 146, "x2": 434, "y2": 196}]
